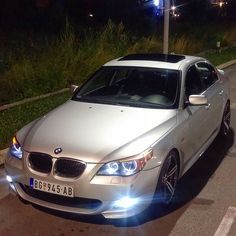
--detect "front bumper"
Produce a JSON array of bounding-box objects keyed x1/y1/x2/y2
[{"x1": 5, "y1": 152, "x2": 161, "y2": 219}]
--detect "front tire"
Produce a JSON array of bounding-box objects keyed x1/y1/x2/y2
[{"x1": 156, "y1": 150, "x2": 179, "y2": 205}]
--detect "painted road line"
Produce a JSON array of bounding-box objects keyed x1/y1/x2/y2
[{"x1": 214, "y1": 207, "x2": 236, "y2": 236}]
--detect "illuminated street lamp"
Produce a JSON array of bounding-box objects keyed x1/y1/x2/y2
[
  {"x1": 154, "y1": 0, "x2": 160, "y2": 6},
  {"x1": 211, "y1": 0, "x2": 228, "y2": 7}
]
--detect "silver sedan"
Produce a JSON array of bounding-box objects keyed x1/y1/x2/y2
[{"x1": 5, "y1": 53, "x2": 230, "y2": 219}]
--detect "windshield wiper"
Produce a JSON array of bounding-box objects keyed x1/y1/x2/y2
[{"x1": 73, "y1": 96, "x2": 131, "y2": 106}]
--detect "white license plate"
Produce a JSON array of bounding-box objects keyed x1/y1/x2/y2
[{"x1": 30, "y1": 178, "x2": 74, "y2": 197}]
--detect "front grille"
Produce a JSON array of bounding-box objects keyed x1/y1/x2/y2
[
  {"x1": 20, "y1": 184, "x2": 102, "y2": 210},
  {"x1": 54, "y1": 158, "x2": 86, "y2": 178},
  {"x1": 28, "y1": 153, "x2": 53, "y2": 174}
]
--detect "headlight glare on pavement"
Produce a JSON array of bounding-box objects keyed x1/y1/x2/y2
[
  {"x1": 6, "y1": 175, "x2": 16, "y2": 192},
  {"x1": 6, "y1": 175, "x2": 13, "y2": 183}
]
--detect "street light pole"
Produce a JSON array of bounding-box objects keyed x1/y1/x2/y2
[{"x1": 163, "y1": 0, "x2": 170, "y2": 54}]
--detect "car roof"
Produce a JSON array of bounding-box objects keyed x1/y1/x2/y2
[{"x1": 103, "y1": 53, "x2": 203, "y2": 70}]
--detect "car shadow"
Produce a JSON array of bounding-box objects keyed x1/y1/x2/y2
[{"x1": 31, "y1": 129, "x2": 234, "y2": 227}]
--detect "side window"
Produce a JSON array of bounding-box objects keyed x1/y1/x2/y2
[
  {"x1": 185, "y1": 65, "x2": 202, "y2": 97},
  {"x1": 196, "y1": 62, "x2": 218, "y2": 90}
]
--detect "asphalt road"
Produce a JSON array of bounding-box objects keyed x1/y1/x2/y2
[{"x1": 0, "y1": 64, "x2": 236, "y2": 236}]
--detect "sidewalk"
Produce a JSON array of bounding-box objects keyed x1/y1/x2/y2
[{"x1": 0, "y1": 59, "x2": 235, "y2": 167}]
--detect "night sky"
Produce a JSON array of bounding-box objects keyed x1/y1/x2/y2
[{"x1": 0, "y1": 0, "x2": 235, "y2": 32}]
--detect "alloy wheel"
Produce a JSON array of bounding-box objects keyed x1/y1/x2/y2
[{"x1": 159, "y1": 152, "x2": 179, "y2": 204}]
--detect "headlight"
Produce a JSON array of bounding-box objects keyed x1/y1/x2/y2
[
  {"x1": 97, "y1": 149, "x2": 153, "y2": 176},
  {"x1": 9, "y1": 136, "x2": 22, "y2": 159}
]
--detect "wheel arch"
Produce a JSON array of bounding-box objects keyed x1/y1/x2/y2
[{"x1": 170, "y1": 148, "x2": 181, "y2": 178}]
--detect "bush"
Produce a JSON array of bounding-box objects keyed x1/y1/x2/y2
[
  {"x1": 0, "y1": 20, "x2": 235, "y2": 105},
  {"x1": 170, "y1": 35, "x2": 204, "y2": 54}
]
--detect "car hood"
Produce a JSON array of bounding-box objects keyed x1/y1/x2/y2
[{"x1": 19, "y1": 100, "x2": 177, "y2": 163}]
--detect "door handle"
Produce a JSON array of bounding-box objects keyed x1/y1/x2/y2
[
  {"x1": 219, "y1": 90, "x2": 224, "y2": 96},
  {"x1": 205, "y1": 103, "x2": 211, "y2": 110}
]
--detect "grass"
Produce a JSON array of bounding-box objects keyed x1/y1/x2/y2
[
  {"x1": 0, "y1": 20, "x2": 235, "y2": 105},
  {"x1": 0, "y1": 21, "x2": 130, "y2": 104},
  {"x1": 0, "y1": 91, "x2": 70, "y2": 149},
  {"x1": 203, "y1": 46, "x2": 236, "y2": 66}
]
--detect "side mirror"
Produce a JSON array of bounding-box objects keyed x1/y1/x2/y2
[
  {"x1": 189, "y1": 95, "x2": 208, "y2": 106},
  {"x1": 70, "y1": 85, "x2": 79, "y2": 94}
]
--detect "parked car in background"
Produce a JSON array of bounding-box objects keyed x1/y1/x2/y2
[{"x1": 5, "y1": 53, "x2": 230, "y2": 219}]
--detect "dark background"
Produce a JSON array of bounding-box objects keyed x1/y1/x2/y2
[{"x1": 0, "y1": 0, "x2": 235, "y2": 33}]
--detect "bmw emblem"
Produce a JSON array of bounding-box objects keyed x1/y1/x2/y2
[{"x1": 54, "y1": 147, "x2": 62, "y2": 155}]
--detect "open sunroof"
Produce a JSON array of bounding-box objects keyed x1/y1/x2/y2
[{"x1": 119, "y1": 53, "x2": 185, "y2": 63}]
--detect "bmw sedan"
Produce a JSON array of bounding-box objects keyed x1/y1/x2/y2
[{"x1": 5, "y1": 53, "x2": 230, "y2": 219}]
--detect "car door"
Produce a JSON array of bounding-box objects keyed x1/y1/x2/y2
[
  {"x1": 196, "y1": 61, "x2": 224, "y2": 137},
  {"x1": 179, "y1": 62, "x2": 224, "y2": 169},
  {"x1": 181, "y1": 64, "x2": 209, "y2": 164}
]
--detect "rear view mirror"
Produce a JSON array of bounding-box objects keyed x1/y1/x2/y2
[
  {"x1": 189, "y1": 95, "x2": 208, "y2": 106},
  {"x1": 70, "y1": 85, "x2": 79, "y2": 94}
]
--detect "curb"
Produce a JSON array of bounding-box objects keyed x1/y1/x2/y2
[
  {"x1": 0, "y1": 88, "x2": 69, "y2": 112},
  {"x1": 217, "y1": 59, "x2": 236, "y2": 70},
  {"x1": 0, "y1": 60, "x2": 235, "y2": 166}
]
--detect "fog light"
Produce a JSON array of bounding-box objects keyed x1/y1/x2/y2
[
  {"x1": 114, "y1": 197, "x2": 139, "y2": 209},
  {"x1": 6, "y1": 175, "x2": 13, "y2": 183}
]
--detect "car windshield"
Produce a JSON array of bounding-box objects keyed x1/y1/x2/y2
[{"x1": 73, "y1": 66, "x2": 180, "y2": 109}]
